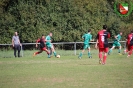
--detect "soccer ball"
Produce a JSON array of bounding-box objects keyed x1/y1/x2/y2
[{"x1": 56, "y1": 55, "x2": 60, "y2": 58}]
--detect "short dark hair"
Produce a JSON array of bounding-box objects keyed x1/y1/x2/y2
[
  {"x1": 131, "y1": 31, "x2": 133, "y2": 33},
  {"x1": 103, "y1": 25, "x2": 107, "y2": 29},
  {"x1": 42, "y1": 34, "x2": 44, "y2": 36},
  {"x1": 88, "y1": 29, "x2": 91, "y2": 32}
]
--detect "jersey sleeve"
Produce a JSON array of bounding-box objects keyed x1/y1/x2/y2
[
  {"x1": 107, "y1": 32, "x2": 110, "y2": 38},
  {"x1": 46, "y1": 36, "x2": 50, "y2": 40},
  {"x1": 12, "y1": 36, "x2": 14, "y2": 41},
  {"x1": 36, "y1": 39, "x2": 40, "y2": 43},
  {"x1": 45, "y1": 36, "x2": 48, "y2": 40}
]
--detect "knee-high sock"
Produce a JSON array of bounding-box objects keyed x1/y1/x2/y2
[
  {"x1": 128, "y1": 50, "x2": 133, "y2": 56},
  {"x1": 79, "y1": 52, "x2": 83, "y2": 57},
  {"x1": 99, "y1": 53, "x2": 102, "y2": 59},
  {"x1": 103, "y1": 55, "x2": 107, "y2": 64},
  {"x1": 35, "y1": 51, "x2": 41, "y2": 55},
  {"x1": 108, "y1": 49, "x2": 112, "y2": 54},
  {"x1": 88, "y1": 52, "x2": 91, "y2": 57},
  {"x1": 53, "y1": 51, "x2": 57, "y2": 57}
]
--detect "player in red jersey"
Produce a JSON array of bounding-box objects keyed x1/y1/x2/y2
[
  {"x1": 33, "y1": 35, "x2": 50, "y2": 58},
  {"x1": 95, "y1": 25, "x2": 110, "y2": 65},
  {"x1": 126, "y1": 31, "x2": 133, "y2": 58}
]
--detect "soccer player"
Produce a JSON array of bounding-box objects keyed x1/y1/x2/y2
[
  {"x1": 78, "y1": 29, "x2": 93, "y2": 59},
  {"x1": 108, "y1": 32, "x2": 123, "y2": 55},
  {"x1": 126, "y1": 31, "x2": 133, "y2": 58},
  {"x1": 33, "y1": 35, "x2": 50, "y2": 58},
  {"x1": 45, "y1": 33, "x2": 57, "y2": 57},
  {"x1": 95, "y1": 25, "x2": 110, "y2": 65},
  {"x1": 12, "y1": 32, "x2": 21, "y2": 57}
]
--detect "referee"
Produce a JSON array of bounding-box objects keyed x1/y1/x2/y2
[{"x1": 12, "y1": 32, "x2": 21, "y2": 57}]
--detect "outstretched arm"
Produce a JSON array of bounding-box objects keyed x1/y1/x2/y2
[
  {"x1": 36, "y1": 39, "x2": 40, "y2": 48},
  {"x1": 95, "y1": 39, "x2": 98, "y2": 49}
]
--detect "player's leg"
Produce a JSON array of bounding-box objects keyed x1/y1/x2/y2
[
  {"x1": 45, "y1": 49, "x2": 51, "y2": 58},
  {"x1": 127, "y1": 46, "x2": 133, "y2": 57},
  {"x1": 14, "y1": 45, "x2": 17, "y2": 57},
  {"x1": 118, "y1": 46, "x2": 122, "y2": 55},
  {"x1": 78, "y1": 49, "x2": 85, "y2": 59},
  {"x1": 78, "y1": 44, "x2": 86, "y2": 59},
  {"x1": 49, "y1": 48, "x2": 52, "y2": 55},
  {"x1": 108, "y1": 45, "x2": 115, "y2": 55},
  {"x1": 88, "y1": 47, "x2": 92, "y2": 58},
  {"x1": 118, "y1": 42, "x2": 121, "y2": 54},
  {"x1": 99, "y1": 48, "x2": 103, "y2": 64},
  {"x1": 43, "y1": 47, "x2": 50, "y2": 58},
  {"x1": 46, "y1": 44, "x2": 52, "y2": 55},
  {"x1": 123, "y1": 49, "x2": 128, "y2": 54},
  {"x1": 51, "y1": 44, "x2": 57, "y2": 57},
  {"x1": 103, "y1": 52, "x2": 107, "y2": 65},
  {"x1": 102, "y1": 48, "x2": 108, "y2": 65},
  {"x1": 33, "y1": 49, "x2": 43, "y2": 56}
]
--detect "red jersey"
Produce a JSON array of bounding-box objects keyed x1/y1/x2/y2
[
  {"x1": 127, "y1": 33, "x2": 133, "y2": 46},
  {"x1": 36, "y1": 38, "x2": 46, "y2": 48},
  {"x1": 96, "y1": 30, "x2": 110, "y2": 48}
]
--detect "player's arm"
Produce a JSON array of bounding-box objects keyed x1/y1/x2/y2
[
  {"x1": 36, "y1": 39, "x2": 40, "y2": 48},
  {"x1": 95, "y1": 39, "x2": 98, "y2": 49},
  {"x1": 45, "y1": 36, "x2": 51, "y2": 42},
  {"x1": 90, "y1": 35, "x2": 94, "y2": 41},
  {"x1": 12, "y1": 37, "x2": 14, "y2": 47},
  {"x1": 45, "y1": 40, "x2": 51, "y2": 42},
  {"x1": 114, "y1": 35, "x2": 118, "y2": 41},
  {"x1": 81, "y1": 35, "x2": 84, "y2": 40},
  {"x1": 95, "y1": 34, "x2": 99, "y2": 49},
  {"x1": 108, "y1": 32, "x2": 110, "y2": 38}
]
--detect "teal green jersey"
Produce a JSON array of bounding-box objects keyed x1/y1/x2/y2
[
  {"x1": 45, "y1": 35, "x2": 51, "y2": 45},
  {"x1": 82, "y1": 33, "x2": 92, "y2": 45},
  {"x1": 114, "y1": 34, "x2": 121, "y2": 42}
]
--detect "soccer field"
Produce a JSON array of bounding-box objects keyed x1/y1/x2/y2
[{"x1": 0, "y1": 50, "x2": 133, "y2": 88}]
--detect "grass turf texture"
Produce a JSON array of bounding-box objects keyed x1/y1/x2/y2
[{"x1": 0, "y1": 50, "x2": 133, "y2": 88}]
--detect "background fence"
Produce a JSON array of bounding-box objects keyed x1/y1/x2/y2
[{"x1": 0, "y1": 41, "x2": 126, "y2": 58}]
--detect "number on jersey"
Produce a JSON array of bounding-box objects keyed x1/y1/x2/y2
[{"x1": 101, "y1": 36, "x2": 104, "y2": 42}]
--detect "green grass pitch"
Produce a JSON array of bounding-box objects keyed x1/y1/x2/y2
[{"x1": 0, "y1": 50, "x2": 133, "y2": 88}]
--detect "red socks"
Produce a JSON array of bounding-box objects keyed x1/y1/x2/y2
[
  {"x1": 99, "y1": 53, "x2": 107, "y2": 64},
  {"x1": 128, "y1": 50, "x2": 133, "y2": 56},
  {"x1": 103, "y1": 55, "x2": 107, "y2": 64},
  {"x1": 35, "y1": 52, "x2": 40, "y2": 55},
  {"x1": 99, "y1": 53, "x2": 102, "y2": 59}
]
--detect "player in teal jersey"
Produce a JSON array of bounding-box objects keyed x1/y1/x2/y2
[
  {"x1": 108, "y1": 32, "x2": 123, "y2": 55},
  {"x1": 78, "y1": 29, "x2": 93, "y2": 59},
  {"x1": 45, "y1": 33, "x2": 57, "y2": 58}
]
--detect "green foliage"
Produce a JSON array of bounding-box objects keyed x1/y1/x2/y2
[{"x1": 0, "y1": 0, "x2": 133, "y2": 43}]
